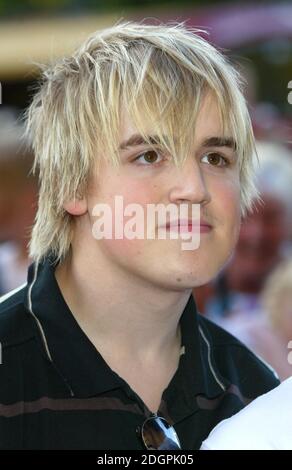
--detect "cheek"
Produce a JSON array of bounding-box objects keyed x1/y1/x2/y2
[
  {"x1": 212, "y1": 178, "x2": 241, "y2": 237},
  {"x1": 110, "y1": 181, "x2": 158, "y2": 236},
  {"x1": 213, "y1": 177, "x2": 240, "y2": 214},
  {"x1": 102, "y1": 175, "x2": 160, "y2": 206},
  {"x1": 90, "y1": 178, "x2": 160, "y2": 256},
  {"x1": 120, "y1": 185, "x2": 155, "y2": 206}
]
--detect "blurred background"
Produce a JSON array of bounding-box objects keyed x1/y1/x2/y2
[{"x1": 0, "y1": 0, "x2": 291, "y2": 380}]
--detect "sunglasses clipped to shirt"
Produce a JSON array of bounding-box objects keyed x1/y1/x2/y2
[{"x1": 140, "y1": 415, "x2": 182, "y2": 450}]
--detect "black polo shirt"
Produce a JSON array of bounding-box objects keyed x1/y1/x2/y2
[{"x1": 0, "y1": 255, "x2": 279, "y2": 450}]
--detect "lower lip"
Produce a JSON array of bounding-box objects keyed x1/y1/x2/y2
[{"x1": 165, "y1": 225, "x2": 212, "y2": 233}]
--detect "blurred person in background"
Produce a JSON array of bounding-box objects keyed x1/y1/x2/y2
[
  {"x1": 220, "y1": 257, "x2": 292, "y2": 381},
  {"x1": 194, "y1": 140, "x2": 292, "y2": 321},
  {"x1": 0, "y1": 108, "x2": 37, "y2": 295}
]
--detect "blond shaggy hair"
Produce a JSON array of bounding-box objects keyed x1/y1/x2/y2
[{"x1": 25, "y1": 20, "x2": 259, "y2": 264}]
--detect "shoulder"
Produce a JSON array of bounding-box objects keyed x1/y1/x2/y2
[
  {"x1": 0, "y1": 285, "x2": 47, "y2": 408},
  {"x1": 198, "y1": 314, "x2": 280, "y2": 396},
  {"x1": 0, "y1": 284, "x2": 35, "y2": 347}
]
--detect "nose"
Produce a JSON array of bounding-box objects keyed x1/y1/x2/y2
[{"x1": 168, "y1": 157, "x2": 211, "y2": 205}]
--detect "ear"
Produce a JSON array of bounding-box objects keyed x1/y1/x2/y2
[{"x1": 63, "y1": 197, "x2": 87, "y2": 216}]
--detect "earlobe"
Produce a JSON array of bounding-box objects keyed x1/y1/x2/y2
[{"x1": 63, "y1": 198, "x2": 87, "y2": 216}]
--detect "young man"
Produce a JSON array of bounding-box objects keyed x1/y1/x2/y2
[{"x1": 0, "y1": 21, "x2": 279, "y2": 450}]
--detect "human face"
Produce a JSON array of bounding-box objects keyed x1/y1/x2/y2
[{"x1": 83, "y1": 93, "x2": 241, "y2": 290}]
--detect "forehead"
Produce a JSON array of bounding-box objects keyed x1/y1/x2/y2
[
  {"x1": 119, "y1": 92, "x2": 227, "y2": 148},
  {"x1": 194, "y1": 93, "x2": 224, "y2": 139}
]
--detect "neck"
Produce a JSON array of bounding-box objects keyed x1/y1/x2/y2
[{"x1": 55, "y1": 244, "x2": 191, "y2": 365}]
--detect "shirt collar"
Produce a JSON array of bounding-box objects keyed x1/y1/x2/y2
[
  {"x1": 163, "y1": 290, "x2": 229, "y2": 420},
  {"x1": 24, "y1": 255, "x2": 229, "y2": 399}
]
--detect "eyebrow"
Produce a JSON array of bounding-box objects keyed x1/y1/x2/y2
[
  {"x1": 201, "y1": 136, "x2": 237, "y2": 151},
  {"x1": 119, "y1": 134, "x2": 237, "y2": 151},
  {"x1": 119, "y1": 134, "x2": 163, "y2": 150}
]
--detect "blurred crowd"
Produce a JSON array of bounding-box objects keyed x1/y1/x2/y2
[{"x1": 0, "y1": 108, "x2": 37, "y2": 295}]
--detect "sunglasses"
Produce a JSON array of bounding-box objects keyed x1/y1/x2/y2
[{"x1": 140, "y1": 415, "x2": 182, "y2": 450}]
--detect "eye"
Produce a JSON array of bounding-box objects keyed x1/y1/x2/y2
[
  {"x1": 133, "y1": 150, "x2": 164, "y2": 165},
  {"x1": 201, "y1": 152, "x2": 229, "y2": 167}
]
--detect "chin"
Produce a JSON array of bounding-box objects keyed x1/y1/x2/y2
[{"x1": 172, "y1": 268, "x2": 217, "y2": 290}]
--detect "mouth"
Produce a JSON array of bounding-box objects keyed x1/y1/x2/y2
[{"x1": 163, "y1": 219, "x2": 213, "y2": 233}]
